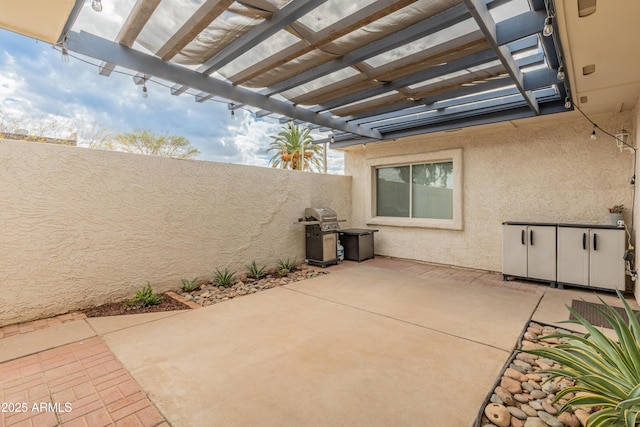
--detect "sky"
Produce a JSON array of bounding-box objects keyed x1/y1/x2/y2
[{"x1": 0, "y1": 4, "x2": 345, "y2": 173}]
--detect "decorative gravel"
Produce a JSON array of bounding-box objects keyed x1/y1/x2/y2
[
  {"x1": 480, "y1": 322, "x2": 593, "y2": 427},
  {"x1": 177, "y1": 267, "x2": 328, "y2": 306}
]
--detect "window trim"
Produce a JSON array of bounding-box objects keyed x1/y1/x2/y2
[{"x1": 366, "y1": 148, "x2": 463, "y2": 230}]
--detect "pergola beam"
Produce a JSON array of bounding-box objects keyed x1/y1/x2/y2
[
  {"x1": 156, "y1": 0, "x2": 234, "y2": 61},
  {"x1": 98, "y1": 0, "x2": 161, "y2": 77},
  {"x1": 262, "y1": 3, "x2": 473, "y2": 96},
  {"x1": 66, "y1": 31, "x2": 382, "y2": 140},
  {"x1": 170, "y1": 0, "x2": 328, "y2": 96},
  {"x1": 314, "y1": 49, "x2": 497, "y2": 113},
  {"x1": 463, "y1": 0, "x2": 540, "y2": 114},
  {"x1": 229, "y1": 0, "x2": 419, "y2": 85}
]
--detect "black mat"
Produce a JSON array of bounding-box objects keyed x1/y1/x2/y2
[{"x1": 569, "y1": 300, "x2": 635, "y2": 328}]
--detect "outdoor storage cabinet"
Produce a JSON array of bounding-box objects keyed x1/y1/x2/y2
[
  {"x1": 338, "y1": 229, "x2": 378, "y2": 262},
  {"x1": 557, "y1": 225, "x2": 625, "y2": 291},
  {"x1": 502, "y1": 222, "x2": 557, "y2": 283}
]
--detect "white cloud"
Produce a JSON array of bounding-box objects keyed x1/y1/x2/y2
[{"x1": 0, "y1": 25, "x2": 345, "y2": 174}]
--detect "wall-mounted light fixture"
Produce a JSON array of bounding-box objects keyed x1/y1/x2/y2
[
  {"x1": 91, "y1": 0, "x2": 103, "y2": 12},
  {"x1": 615, "y1": 129, "x2": 631, "y2": 151}
]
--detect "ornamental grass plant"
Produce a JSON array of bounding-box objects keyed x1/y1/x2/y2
[{"x1": 524, "y1": 291, "x2": 640, "y2": 427}]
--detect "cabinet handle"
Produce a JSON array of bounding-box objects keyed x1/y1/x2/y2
[
  {"x1": 521, "y1": 230, "x2": 525, "y2": 245},
  {"x1": 582, "y1": 233, "x2": 586, "y2": 250},
  {"x1": 530, "y1": 230, "x2": 534, "y2": 246},
  {"x1": 593, "y1": 233, "x2": 597, "y2": 251}
]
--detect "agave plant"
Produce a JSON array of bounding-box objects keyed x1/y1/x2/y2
[
  {"x1": 524, "y1": 291, "x2": 640, "y2": 427},
  {"x1": 213, "y1": 268, "x2": 236, "y2": 287},
  {"x1": 246, "y1": 260, "x2": 266, "y2": 280}
]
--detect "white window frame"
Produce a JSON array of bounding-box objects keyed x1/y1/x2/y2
[{"x1": 366, "y1": 148, "x2": 463, "y2": 230}]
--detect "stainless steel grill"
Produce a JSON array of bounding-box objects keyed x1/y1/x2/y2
[{"x1": 301, "y1": 207, "x2": 341, "y2": 267}]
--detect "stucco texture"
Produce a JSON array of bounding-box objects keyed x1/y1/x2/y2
[
  {"x1": 0, "y1": 139, "x2": 351, "y2": 325},
  {"x1": 345, "y1": 112, "x2": 636, "y2": 273}
]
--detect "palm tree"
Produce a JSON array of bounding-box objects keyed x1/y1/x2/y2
[{"x1": 266, "y1": 123, "x2": 323, "y2": 172}]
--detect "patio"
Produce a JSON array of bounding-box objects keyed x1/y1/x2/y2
[{"x1": 2, "y1": 257, "x2": 635, "y2": 426}]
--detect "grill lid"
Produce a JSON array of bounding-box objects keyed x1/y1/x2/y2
[{"x1": 305, "y1": 207, "x2": 337, "y2": 223}]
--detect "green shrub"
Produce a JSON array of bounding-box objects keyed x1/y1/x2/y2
[
  {"x1": 524, "y1": 291, "x2": 640, "y2": 427},
  {"x1": 125, "y1": 283, "x2": 163, "y2": 308},
  {"x1": 213, "y1": 268, "x2": 236, "y2": 287},
  {"x1": 181, "y1": 278, "x2": 199, "y2": 292},
  {"x1": 246, "y1": 261, "x2": 266, "y2": 280}
]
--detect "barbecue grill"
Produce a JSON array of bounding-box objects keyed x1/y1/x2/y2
[{"x1": 300, "y1": 207, "x2": 342, "y2": 267}]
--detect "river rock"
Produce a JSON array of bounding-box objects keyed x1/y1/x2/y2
[
  {"x1": 507, "y1": 406, "x2": 528, "y2": 420},
  {"x1": 501, "y1": 376, "x2": 522, "y2": 394},
  {"x1": 542, "y1": 400, "x2": 557, "y2": 415},
  {"x1": 541, "y1": 381, "x2": 558, "y2": 394},
  {"x1": 529, "y1": 400, "x2": 543, "y2": 410},
  {"x1": 490, "y1": 393, "x2": 503, "y2": 404},
  {"x1": 494, "y1": 386, "x2": 516, "y2": 406},
  {"x1": 538, "y1": 410, "x2": 563, "y2": 427},
  {"x1": 520, "y1": 404, "x2": 538, "y2": 417},
  {"x1": 535, "y1": 359, "x2": 552, "y2": 370},
  {"x1": 530, "y1": 390, "x2": 547, "y2": 400},
  {"x1": 558, "y1": 412, "x2": 581, "y2": 427},
  {"x1": 526, "y1": 373, "x2": 542, "y2": 382},
  {"x1": 526, "y1": 379, "x2": 541, "y2": 390},
  {"x1": 524, "y1": 417, "x2": 546, "y2": 427},
  {"x1": 484, "y1": 403, "x2": 511, "y2": 427},
  {"x1": 511, "y1": 416, "x2": 525, "y2": 427},
  {"x1": 514, "y1": 393, "x2": 532, "y2": 403},
  {"x1": 517, "y1": 352, "x2": 538, "y2": 363},
  {"x1": 513, "y1": 359, "x2": 533, "y2": 370},
  {"x1": 521, "y1": 340, "x2": 542, "y2": 350},
  {"x1": 505, "y1": 368, "x2": 527, "y2": 382},
  {"x1": 574, "y1": 409, "x2": 589, "y2": 426}
]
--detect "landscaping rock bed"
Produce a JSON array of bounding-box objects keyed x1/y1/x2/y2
[
  {"x1": 81, "y1": 267, "x2": 328, "y2": 318},
  {"x1": 480, "y1": 322, "x2": 592, "y2": 427},
  {"x1": 177, "y1": 267, "x2": 328, "y2": 306}
]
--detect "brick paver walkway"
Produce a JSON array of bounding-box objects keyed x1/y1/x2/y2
[
  {"x1": 0, "y1": 337, "x2": 168, "y2": 427},
  {"x1": 0, "y1": 313, "x2": 87, "y2": 340}
]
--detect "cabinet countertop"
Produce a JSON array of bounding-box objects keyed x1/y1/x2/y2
[{"x1": 503, "y1": 221, "x2": 623, "y2": 230}]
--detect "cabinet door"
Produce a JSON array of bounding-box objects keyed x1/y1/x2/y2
[
  {"x1": 590, "y1": 229, "x2": 625, "y2": 290},
  {"x1": 503, "y1": 225, "x2": 527, "y2": 277},
  {"x1": 557, "y1": 227, "x2": 589, "y2": 286},
  {"x1": 527, "y1": 226, "x2": 556, "y2": 281}
]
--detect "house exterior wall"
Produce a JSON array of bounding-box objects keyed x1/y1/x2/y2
[
  {"x1": 632, "y1": 102, "x2": 640, "y2": 304},
  {"x1": 345, "y1": 112, "x2": 634, "y2": 274},
  {"x1": 0, "y1": 139, "x2": 351, "y2": 326}
]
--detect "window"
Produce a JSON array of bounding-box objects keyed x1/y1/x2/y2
[
  {"x1": 366, "y1": 148, "x2": 462, "y2": 230},
  {"x1": 376, "y1": 162, "x2": 453, "y2": 220}
]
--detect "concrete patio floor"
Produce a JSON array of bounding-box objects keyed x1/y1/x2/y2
[{"x1": 1, "y1": 257, "x2": 637, "y2": 426}]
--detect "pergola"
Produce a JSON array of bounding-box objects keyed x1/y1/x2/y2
[{"x1": 0, "y1": 0, "x2": 614, "y2": 147}]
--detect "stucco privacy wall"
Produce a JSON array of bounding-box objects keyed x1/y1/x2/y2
[
  {"x1": 0, "y1": 139, "x2": 351, "y2": 325},
  {"x1": 345, "y1": 112, "x2": 635, "y2": 274}
]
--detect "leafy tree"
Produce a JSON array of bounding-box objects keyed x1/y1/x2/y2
[
  {"x1": 92, "y1": 129, "x2": 200, "y2": 159},
  {"x1": 266, "y1": 123, "x2": 323, "y2": 172}
]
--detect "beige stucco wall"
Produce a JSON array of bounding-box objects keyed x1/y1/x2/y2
[
  {"x1": 632, "y1": 102, "x2": 640, "y2": 303},
  {"x1": 345, "y1": 112, "x2": 635, "y2": 274},
  {"x1": 0, "y1": 139, "x2": 351, "y2": 326}
]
